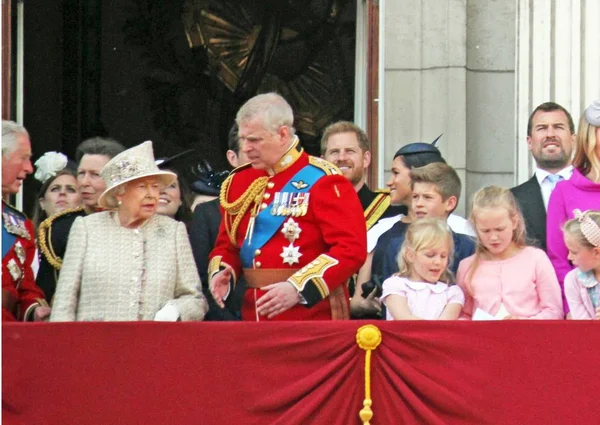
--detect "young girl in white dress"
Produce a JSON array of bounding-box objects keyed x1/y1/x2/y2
[{"x1": 382, "y1": 218, "x2": 464, "y2": 320}]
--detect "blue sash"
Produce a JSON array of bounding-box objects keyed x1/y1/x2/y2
[
  {"x1": 2, "y1": 217, "x2": 18, "y2": 259},
  {"x1": 240, "y1": 165, "x2": 325, "y2": 268}
]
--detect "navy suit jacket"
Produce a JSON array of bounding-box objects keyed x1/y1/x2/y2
[{"x1": 510, "y1": 176, "x2": 546, "y2": 251}]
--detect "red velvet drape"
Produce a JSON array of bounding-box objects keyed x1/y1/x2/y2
[{"x1": 3, "y1": 321, "x2": 599, "y2": 425}]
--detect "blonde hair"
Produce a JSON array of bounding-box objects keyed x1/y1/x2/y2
[
  {"x1": 573, "y1": 114, "x2": 600, "y2": 182},
  {"x1": 563, "y1": 210, "x2": 600, "y2": 249},
  {"x1": 397, "y1": 218, "x2": 455, "y2": 284},
  {"x1": 464, "y1": 186, "x2": 527, "y2": 293}
]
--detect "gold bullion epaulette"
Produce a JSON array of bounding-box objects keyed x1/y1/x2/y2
[
  {"x1": 308, "y1": 156, "x2": 341, "y2": 175},
  {"x1": 38, "y1": 207, "x2": 85, "y2": 270}
]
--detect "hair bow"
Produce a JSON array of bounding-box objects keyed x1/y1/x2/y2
[{"x1": 574, "y1": 209, "x2": 600, "y2": 247}]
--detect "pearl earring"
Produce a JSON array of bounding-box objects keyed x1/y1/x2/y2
[{"x1": 118, "y1": 200, "x2": 122, "y2": 206}]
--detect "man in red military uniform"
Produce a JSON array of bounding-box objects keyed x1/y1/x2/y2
[
  {"x1": 2, "y1": 120, "x2": 50, "y2": 321},
  {"x1": 209, "y1": 93, "x2": 367, "y2": 321}
]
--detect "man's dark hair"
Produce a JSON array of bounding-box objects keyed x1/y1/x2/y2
[
  {"x1": 527, "y1": 102, "x2": 575, "y2": 136},
  {"x1": 227, "y1": 122, "x2": 239, "y2": 153},
  {"x1": 75, "y1": 137, "x2": 125, "y2": 163}
]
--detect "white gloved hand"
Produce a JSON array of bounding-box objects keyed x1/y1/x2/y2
[{"x1": 154, "y1": 302, "x2": 180, "y2": 321}]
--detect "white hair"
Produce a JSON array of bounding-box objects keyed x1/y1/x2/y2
[
  {"x1": 2, "y1": 120, "x2": 29, "y2": 158},
  {"x1": 236, "y1": 92, "x2": 296, "y2": 136}
]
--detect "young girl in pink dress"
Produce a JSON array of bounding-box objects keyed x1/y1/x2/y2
[
  {"x1": 562, "y1": 209, "x2": 600, "y2": 320},
  {"x1": 457, "y1": 186, "x2": 563, "y2": 319},
  {"x1": 382, "y1": 218, "x2": 464, "y2": 320}
]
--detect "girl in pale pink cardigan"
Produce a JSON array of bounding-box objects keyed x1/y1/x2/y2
[
  {"x1": 562, "y1": 210, "x2": 600, "y2": 320},
  {"x1": 457, "y1": 186, "x2": 563, "y2": 320}
]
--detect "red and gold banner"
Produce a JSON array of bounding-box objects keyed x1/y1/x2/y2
[{"x1": 2, "y1": 321, "x2": 599, "y2": 424}]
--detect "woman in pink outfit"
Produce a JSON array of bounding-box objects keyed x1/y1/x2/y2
[
  {"x1": 547, "y1": 100, "x2": 600, "y2": 314},
  {"x1": 457, "y1": 186, "x2": 563, "y2": 320}
]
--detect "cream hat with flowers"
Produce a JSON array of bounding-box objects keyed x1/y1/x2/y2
[{"x1": 98, "y1": 141, "x2": 176, "y2": 209}]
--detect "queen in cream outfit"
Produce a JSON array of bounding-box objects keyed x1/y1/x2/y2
[{"x1": 50, "y1": 141, "x2": 207, "y2": 322}]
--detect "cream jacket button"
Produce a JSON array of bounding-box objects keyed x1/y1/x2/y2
[
  {"x1": 254, "y1": 249, "x2": 261, "y2": 256},
  {"x1": 255, "y1": 262, "x2": 262, "y2": 268},
  {"x1": 267, "y1": 182, "x2": 275, "y2": 189},
  {"x1": 261, "y1": 203, "x2": 268, "y2": 210},
  {"x1": 263, "y1": 193, "x2": 271, "y2": 200}
]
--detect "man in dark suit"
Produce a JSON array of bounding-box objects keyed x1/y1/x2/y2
[
  {"x1": 188, "y1": 123, "x2": 249, "y2": 320},
  {"x1": 511, "y1": 102, "x2": 575, "y2": 251}
]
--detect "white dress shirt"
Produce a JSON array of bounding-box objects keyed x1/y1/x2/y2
[{"x1": 535, "y1": 166, "x2": 573, "y2": 210}]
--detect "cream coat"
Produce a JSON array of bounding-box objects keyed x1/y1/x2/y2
[{"x1": 50, "y1": 211, "x2": 207, "y2": 321}]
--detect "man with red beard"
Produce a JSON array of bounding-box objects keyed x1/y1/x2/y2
[
  {"x1": 2, "y1": 120, "x2": 49, "y2": 321},
  {"x1": 321, "y1": 121, "x2": 405, "y2": 318},
  {"x1": 511, "y1": 102, "x2": 575, "y2": 251},
  {"x1": 321, "y1": 121, "x2": 406, "y2": 229},
  {"x1": 209, "y1": 94, "x2": 366, "y2": 321}
]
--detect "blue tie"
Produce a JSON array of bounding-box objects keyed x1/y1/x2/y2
[{"x1": 545, "y1": 174, "x2": 563, "y2": 191}]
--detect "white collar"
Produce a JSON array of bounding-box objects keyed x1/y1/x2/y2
[
  {"x1": 535, "y1": 165, "x2": 573, "y2": 185},
  {"x1": 404, "y1": 278, "x2": 448, "y2": 293}
]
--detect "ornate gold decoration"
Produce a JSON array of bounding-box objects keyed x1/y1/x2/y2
[
  {"x1": 309, "y1": 156, "x2": 341, "y2": 176},
  {"x1": 219, "y1": 174, "x2": 269, "y2": 245},
  {"x1": 356, "y1": 325, "x2": 382, "y2": 425},
  {"x1": 288, "y1": 254, "x2": 339, "y2": 294},
  {"x1": 182, "y1": 0, "x2": 354, "y2": 138},
  {"x1": 37, "y1": 207, "x2": 85, "y2": 270}
]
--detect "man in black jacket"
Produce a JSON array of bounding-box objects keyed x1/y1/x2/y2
[
  {"x1": 510, "y1": 102, "x2": 575, "y2": 251},
  {"x1": 188, "y1": 123, "x2": 249, "y2": 320}
]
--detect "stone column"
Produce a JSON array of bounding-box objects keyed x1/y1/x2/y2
[
  {"x1": 515, "y1": 0, "x2": 600, "y2": 183},
  {"x1": 464, "y1": 0, "x2": 516, "y2": 199},
  {"x1": 382, "y1": 0, "x2": 468, "y2": 214}
]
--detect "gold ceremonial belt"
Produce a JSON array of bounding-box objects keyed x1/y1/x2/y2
[{"x1": 243, "y1": 268, "x2": 300, "y2": 288}]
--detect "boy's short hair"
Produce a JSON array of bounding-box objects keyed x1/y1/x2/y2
[{"x1": 409, "y1": 162, "x2": 461, "y2": 203}]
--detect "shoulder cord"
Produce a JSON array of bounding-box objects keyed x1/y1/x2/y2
[{"x1": 219, "y1": 175, "x2": 269, "y2": 245}]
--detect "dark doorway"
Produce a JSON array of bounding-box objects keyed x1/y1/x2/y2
[{"x1": 20, "y1": 0, "x2": 356, "y2": 216}]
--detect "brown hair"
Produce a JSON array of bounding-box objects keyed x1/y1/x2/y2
[
  {"x1": 527, "y1": 102, "x2": 575, "y2": 136},
  {"x1": 396, "y1": 218, "x2": 455, "y2": 284},
  {"x1": 320, "y1": 121, "x2": 370, "y2": 155},
  {"x1": 463, "y1": 186, "x2": 527, "y2": 293},
  {"x1": 409, "y1": 162, "x2": 461, "y2": 204},
  {"x1": 32, "y1": 169, "x2": 78, "y2": 229},
  {"x1": 572, "y1": 114, "x2": 600, "y2": 182}
]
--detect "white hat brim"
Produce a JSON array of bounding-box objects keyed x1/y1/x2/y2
[{"x1": 97, "y1": 170, "x2": 177, "y2": 209}]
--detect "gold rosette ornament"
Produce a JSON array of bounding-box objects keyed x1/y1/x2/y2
[{"x1": 356, "y1": 325, "x2": 382, "y2": 425}]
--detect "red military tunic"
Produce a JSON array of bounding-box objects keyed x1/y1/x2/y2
[
  {"x1": 2, "y1": 201, "x2": 46, "y2": 321},
  {"x1": 209, "y1": 139, "x2": 367, "y2": 321}
]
